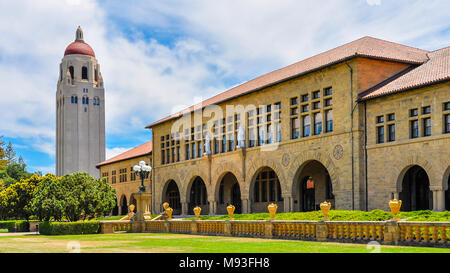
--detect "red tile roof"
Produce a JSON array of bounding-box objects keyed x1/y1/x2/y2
[
  {"x1": 145, "y1": 36, "x2": 429, "y2": 128},
  {"x1": 96, "y1": 141, "x2": 152, "y2": 168},
  {"x1": 360, "y1": 46, "x2": 450, "y2": 100}
]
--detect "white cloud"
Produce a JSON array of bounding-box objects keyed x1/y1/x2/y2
[{"x1": 0, "y1": 0, "x2": 449, "y2": 162}]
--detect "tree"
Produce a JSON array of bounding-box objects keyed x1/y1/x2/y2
[
  {"x1": 6, "y1": 163, "x2": 32, "y2": 182},
  {"x1": 60, "y1": 172, "x2": 116, "y2": 221},
  {"x1": 0, "y1": 175, "x2": 41, "y2": 220},
  {"x1": 31, "y1": 174, "x2": 64, "y2": 221},
  {"x1": 4, "y1": 142, "x2": 16, "y2": 164},
  {"x1": 0, "y1": 137, "x2": 7, "y2": 169}
]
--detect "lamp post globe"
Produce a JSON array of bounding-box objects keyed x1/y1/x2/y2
[{"x1": 133, "y1": 161, "x2": 151, "y2": 192}]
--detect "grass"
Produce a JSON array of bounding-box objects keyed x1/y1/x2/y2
[
  {"x1": 0, "y1": 233, "x2": 448, "y2": 253},
  {"x1": 0, "y1": 229, "x2": 8, "y2": 233},
  {"x1": 185, "y1": 210, "x2": 450, "y2": 222}
]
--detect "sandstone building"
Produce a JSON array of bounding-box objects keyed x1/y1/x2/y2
[
  {"x1": 143, "y1": 36, "x2": 449, "y2": 215},
  {"x1": 56, "y1": 27, "x2": 105, "y2": 178},
  {"x1": 96, "y1": 141, "x2": 153, "y2": 215}
]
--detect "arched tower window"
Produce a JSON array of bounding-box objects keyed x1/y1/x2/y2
[
  {"x1": 82, "y1": 66, "x2": 88, "y2": 80},
  {"x1": 69, "y1": 66, "x2": 74, "y2": 80}
]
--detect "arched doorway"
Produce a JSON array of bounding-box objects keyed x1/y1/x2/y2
[
  {"x1": 250, "y1": 167, "x2": 283, "y2": 213},
  {"x1": 188, "y1": 176, "x2": 208, "y2": 215},
  {"x1": 112, "y1": 197, "x2": 119, "y2": 216},
  {"x1": 163, "y1": 180, "x2": 181, "y2": 215},
  {"x1": 293, "y1": 160, "x2": 334, "y2": 212},
  {"x1": 216, "y1": 172, "x2": 241, "y2": 214},
  {"x1": 399, "y1": 165, "x2": 432, "y2": 211},
  {"x1": 120, "y1": 195, "x2": 128, "y2": 215}
]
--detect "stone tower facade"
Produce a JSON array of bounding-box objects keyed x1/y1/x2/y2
[{"x1": 56, "y1": 26, "x2": 105, "y2": 178}]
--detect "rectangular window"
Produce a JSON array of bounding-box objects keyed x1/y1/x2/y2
[
  {"x1": 410, "y1": 120, "x2": 419, "y2": 138},
  {"x1": 312, "y1": 101, "x2": 321, "y2": 110},
  {"x1": 324, "y1": 98, "x2": 332, "y2": 107},
  {"x1": 291, "y1": 118, "x2": 299, "y2": 139},
  {"x1": 376, "y1": 115, "x2": 384, "y2": 124},
  {"x1": 248, "y1": 128, "x2": 256, "y2": 147},
  {"x1": 324, "y1": 87, "x2": 332, "y2": 96},
  {"x1": 325, "y1": 110, "x2": 333, "y2": 132},
  {"x1": 445, "y1": 114, "x2": 450, "y2": 133},
  {"x1": 387, "y1": 124, "x2": 395, "y2": 142},
  {"x1": 444, "y1": 102, "x2": 450, "y2": 111},
  {"x1": 301, "y1": 94, "x2": 309, "y2": 102},
  {"x1": 377, "y1": 126, "x2": 385, "y2": 143},
  {"x1": 423, "y1": 117, "x2": 431, "y2": 136},
  {"x1": 312, "y1": 91, "x2": 320, "y2": 99},
  {"x1": 185, "y1": 144, "x2": 190, "y2": 160},
  {"x1": 314, "y1": 112, "x2": 322, "y2": 135},
  {"x1": 291, "y1": 107, "x2": 298, "y2": 115},
  {"x1": 387, "y1": 113, "x2": 395, "y2": 121},
  {"x1": 290, "y1": 97, "x2": 298, "y2": 105},
  {"x1": 302, "y1": 115, "x2": 310, "y2": 137},
  {"x1": 214, "y1": 138, "x2": 219, "y2": 154},
  {"x1": 410, "y1": 108, "x2": 418, "y2": 117},
  {"x1": 422, "y1": 106, "x2": 431, "y2": 115},
  {"x1": 301, "y1": 104, "x2": 309, "y2": 113}
]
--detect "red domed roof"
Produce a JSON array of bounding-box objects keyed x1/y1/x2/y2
[{"x1": 64, "y1": 41, "x2": 95, "y2": 57}]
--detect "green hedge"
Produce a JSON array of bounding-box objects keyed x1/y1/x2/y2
[
  {"x1": 39, "y1": 221, "x2": 100, "y2": 235},
  {"x1": 0, "y1": 220, "x2": 29, "y2": 232}
]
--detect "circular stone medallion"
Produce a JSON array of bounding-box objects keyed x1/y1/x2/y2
[{"x1": 333, "y1": 145, "x2": 344, "y2": 160}]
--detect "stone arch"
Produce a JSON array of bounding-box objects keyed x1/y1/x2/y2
[
  {"x1": 178, "y1": 165, "x2": 210, "y2": 196},
  {"x1": 398, "y1": 165, "x2": 432, "y2": 211},
  {"x1": 161, "y1": 179, "x2": 182, "y2": 215},
  {"x1": 214, "y1": 171, "x2": 242, "y2": 214},
  {"x1": 248, "y1": 166, "x2": 284, "y2": 213},
  {"x1": 185, "y1": 175, "x2": 209, "y2": 215},
  {"x1": 245, "y1": 157, "x2": 287, "y2": 195},
  {"x1": 119, "y1": 194, "x2": 128, "y2": 215},
  {"x1": 212, "y1": 162, "x2": 244, "y2": 192},
  {"x1": 391, "y1": 154, "x2": 436, "y2": 193},
  {"x1": 288, "y1": 151, "x2": 341, "y2": 194},
  {"x1": 213, "y1": 170, "x2": 242, "y2": 199}
]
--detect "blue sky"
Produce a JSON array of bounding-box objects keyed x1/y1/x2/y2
[{"x1": 0, "y1": 0, "x2": 449, "y2": 174}]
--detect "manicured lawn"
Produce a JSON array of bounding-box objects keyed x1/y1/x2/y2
[{"x1": 0, "y1": 233, "x2": 448, "y2": 253}]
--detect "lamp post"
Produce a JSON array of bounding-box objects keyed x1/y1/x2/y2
[{"x1": 133, "y1": 160, "x2": 151, "y2": 192}]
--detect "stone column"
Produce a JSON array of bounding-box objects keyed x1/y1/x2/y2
[
  {"x1": 432, "y1": 189, "x2": 445, "y2": 212},
  {"x1": 181, "y1": 202, "x2": 188, "y2": 216},
  {"x1": 134, "y1": 192, "x2": 152, "y2": 221},
  {"x1": 242, "y1": 198, "x2": 250, "y2": 214},
  {"x1": 209, "y1": 200, "x2": 216, "y2": 216}
]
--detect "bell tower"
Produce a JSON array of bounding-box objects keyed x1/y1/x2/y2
[{"x1": 56, "y1": 26, "x2": 105, "y2": 178}]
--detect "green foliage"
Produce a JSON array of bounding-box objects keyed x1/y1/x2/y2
[
  {"x1": 31, "y1": 174, "x2": 64, "y2": 221},
  {"x1": 185, "y1": 209, "x2": 450, "y2": 221},
  {"x1": 6, "y1": 163, "x2": 32, "y2": 181},
  {"x1": 0, "y1": 220, "x2": 29, "y2": 232},
  {"x1": 0, "y1": 175, "x2": 41, "y2": 220},
  {"x1": 59, "y1": 172, "x2": 116, "y2": 221},
  {"x1": 4, "y1": 142, "x2": 16, "y2": 164},
  {"x1": 38, "y1": 221, "x2": 99, "y2": 235},
  {"x1": 0, "y1": 137, "x2": 7, "y2": 169}
]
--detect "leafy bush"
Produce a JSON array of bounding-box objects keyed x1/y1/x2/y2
[
  {"x1": 39, "y1": 221, "x2": 100, "y2": 235},
  {"x1": 0, "y1": 220, "x2": 29, "y2": 232}
]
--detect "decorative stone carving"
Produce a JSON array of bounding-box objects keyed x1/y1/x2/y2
[
  {"x1": 281, "y1": 153, "x2": 290, "y2": 168},
  {"x1": 320, "y1": 201, "x2": 331, "y2": 221},
  {"x1": 166, "y1": 207, "x2": 173, "y2": 220},
  {"x1": 333, "y1": 144, "x2": 343, "y2": 160},
  {"x1": 267, "y1": 203, "x2": 278, "y2": 220},
  {"x1": 193, "y1": 206, "x2": 202, "y2": 220},
  {"x1": 389, "y1": 199, "x2": 402, "y2": 221},
  {"x1": 227, "y1": 204, "x2": 235, "y2": 220}
]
